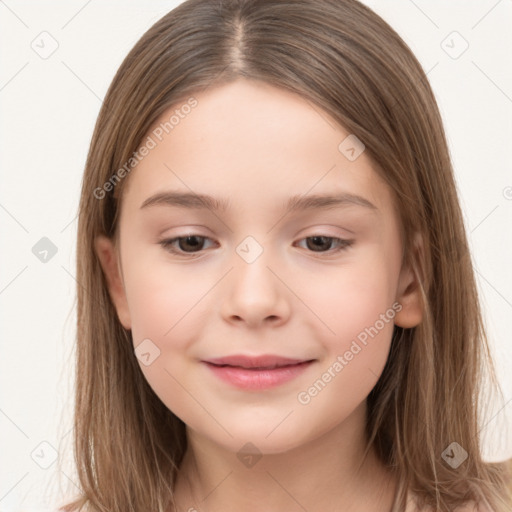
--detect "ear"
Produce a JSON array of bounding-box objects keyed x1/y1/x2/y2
[
  {"x1": 94, "y1": 234, "x2": 132, "y2": 330},
  {"x1": 394, "y1": 233, "x2": 424, "y2": 329}
]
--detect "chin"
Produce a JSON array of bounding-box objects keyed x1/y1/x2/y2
[{"x1": 192, "y1": 421, "x2": 316, "y2": 458}]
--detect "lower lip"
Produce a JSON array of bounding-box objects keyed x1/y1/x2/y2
[{"x1": 203, "y1": 361, "x2": 314, "y2": 390}]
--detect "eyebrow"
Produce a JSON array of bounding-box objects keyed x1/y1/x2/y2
[{"x1": 139, "y1": 191, "x2": 378, "y2": 213}]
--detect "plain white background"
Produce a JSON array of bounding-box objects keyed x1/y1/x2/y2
[{"x1": 1, "y1": 1, "x2": 511, "y2": 510}]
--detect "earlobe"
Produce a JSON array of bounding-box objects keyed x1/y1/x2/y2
[
  {"x1": 394, "y1": 234, "x2": 425, "y2": 329},
  {"x1": 94, "y1": 234, "x2": 132, "y2": 330}
]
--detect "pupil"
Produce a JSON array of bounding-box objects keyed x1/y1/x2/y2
[
  {"x1": 308, "y1": 236, "x2": 330, "y2": 251},
  {"x1": 182, "y1": 236, "x2": 202, "y2": 251}
]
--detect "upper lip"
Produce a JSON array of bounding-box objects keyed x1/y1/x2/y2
[{"x1": 203, "y1": 354, "x2": 314, "y2": 369}]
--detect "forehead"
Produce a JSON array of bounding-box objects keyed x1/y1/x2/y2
[{"x1": 120, "y1": 79, "x2": 394, "y2": 218}]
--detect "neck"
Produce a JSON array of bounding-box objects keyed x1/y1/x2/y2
[{"x1": 171, "y1": 402, "x2": 398, "y2": 512}]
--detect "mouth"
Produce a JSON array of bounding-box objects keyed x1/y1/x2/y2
[
  {"x1": 203, "y1": 354, "x2": 314, "y2": 369},
  {"x1": 202, "y1": 354, "x2": 316, "y2": 390}
]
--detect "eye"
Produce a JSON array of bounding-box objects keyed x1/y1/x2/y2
[
  {"x1": 159, "y1": 235, "x2": 215, "y2": 256},
  {"x1": 294, "y1": 236, "x2": 353, "y2": 255},
  {"x1": 159, "y1": 235, "x2": 353, "y2": 257}
]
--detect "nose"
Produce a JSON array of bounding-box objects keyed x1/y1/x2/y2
[{"x1": 220, "y1": 245, "x2": 291, "y2": 329}]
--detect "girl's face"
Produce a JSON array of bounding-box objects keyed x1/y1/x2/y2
[{"x1": 96, "y1": 79, "x2": 422, "y2": 455}]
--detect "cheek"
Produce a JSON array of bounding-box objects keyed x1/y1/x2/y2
[
  {"x1": 124, "y1": 265, "x2": 207, "y2": 426},
  {"x1": 300, "y1": 255, "x2": 397, "y2": 341},
  {"x1": 301, "y1": 257, "x2": 397, "y2": 390},
  {"x1": 124, "y1": 257, "x2": 205, "y2": 346},
  {"x1": 293, "y1": 264, "x2": 398, "y2": 427},
  {"x1": 123, "y1": 259, "x2": 213, "y2": 409}
]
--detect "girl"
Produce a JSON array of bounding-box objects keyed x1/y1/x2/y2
[{"x1": 61, "y1": 0, "x2": 512, "y2": 511}]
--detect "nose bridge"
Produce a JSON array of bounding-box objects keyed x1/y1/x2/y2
[
  {"x1": 235, "y1": 234, "x2": 266, "y2": 267},
  {"x1": 220, "y1": 233, "x2": 290, "y2": 326},
  {"x1": 232, "y1": 234, "x2": 277, "y2": 294}
]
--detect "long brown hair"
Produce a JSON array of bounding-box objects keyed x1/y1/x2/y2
[{"x1": 60, "y1": 1, "x2": 512, "y2": 511}]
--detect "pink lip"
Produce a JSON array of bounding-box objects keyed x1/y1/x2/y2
[{"x1": 202, "y1": 354, "x2": 315, "y2": 390}]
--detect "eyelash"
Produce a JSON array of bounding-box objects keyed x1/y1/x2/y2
[{"x1": 158, "y1": 235, "x2": 354, "y2": 258}]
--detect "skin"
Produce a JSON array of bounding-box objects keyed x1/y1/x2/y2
[{"x1": 95, "y1": 78, "x2": 424, "y2": 512}]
